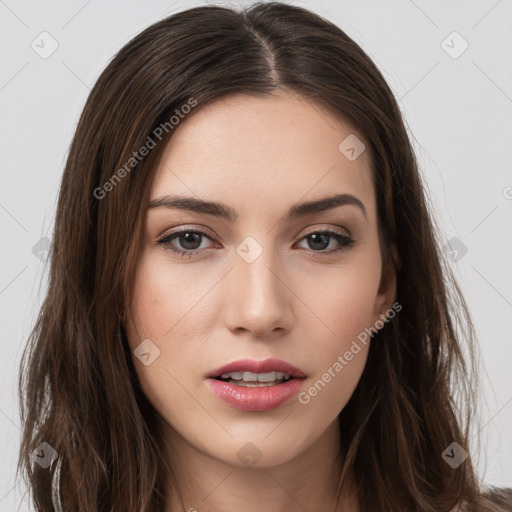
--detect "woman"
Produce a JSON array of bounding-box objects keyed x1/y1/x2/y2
[{"x1": 17, "y1": 2, "x2": 511, "y2": 511}]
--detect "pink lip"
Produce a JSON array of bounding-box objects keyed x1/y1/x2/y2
[
  {"x1": 205, "y1": 357, "x2": 307, "y2": 412},
  {"x1": 207, "y1": 377, "x2": 305, "y2": 412},
  {"x1": 206, "y1": 357, "x2": 307, "y2": 379}
]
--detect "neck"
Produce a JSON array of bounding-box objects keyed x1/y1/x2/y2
[{"x1": 161, "y1": 418, "x2": 359, "y2": 512}]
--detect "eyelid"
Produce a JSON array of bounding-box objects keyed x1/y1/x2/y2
[
  {"x1": 300, "y1": 225, "x2": 351, "y2": 239},
  {"x1": 156, "y1": 223, "x2": 355, "y2": 257},
  {"x1": 157, "y1": 224, "x2": 352, "y2": 244},
  {"x1": 157, "y1": 224, "x2": 218, "y2": 242}
]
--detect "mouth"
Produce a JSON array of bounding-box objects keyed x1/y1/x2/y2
[
  {"x1": 206, "y1": 357, "x2": 307, "y2": 384},
  {"x1": 205, "y1": 358, "x2": 307, "y2": 411},
  {"x1": 213, "y1": 371, "x2": 295, "y2": 387}
]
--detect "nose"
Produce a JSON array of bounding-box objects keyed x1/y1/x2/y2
[{"x1": 222, "y1": 244, "x2": 295, "y2": 338}]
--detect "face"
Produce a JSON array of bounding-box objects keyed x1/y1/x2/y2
[{"x1": 125, "y1": 90, "x2": 396, "y2": 469}]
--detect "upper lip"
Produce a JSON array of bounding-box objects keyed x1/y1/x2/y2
[{"x1": 206, "y1": 358, "x2": 307, "y2": 379}]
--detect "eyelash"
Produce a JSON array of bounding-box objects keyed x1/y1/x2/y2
[{"x1": 156, "y1": 226, "x2": 355, "y2": 259}]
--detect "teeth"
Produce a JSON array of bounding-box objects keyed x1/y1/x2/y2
[
  {"x1": 230, "y1": 381, "x2": 282, "y2": 387},
  {"x1": 221, "y1": 372, "x2": 243, "y2": 380},
  {"x1": 219, "y1": 371, "x2": 291, "y2": 382}
]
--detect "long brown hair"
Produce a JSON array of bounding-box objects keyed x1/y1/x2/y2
[{"x1": 17, "y1": 2, "x2": 511, "y2": 511}]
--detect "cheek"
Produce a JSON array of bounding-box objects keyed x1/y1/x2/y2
[
  {"x1": 306, "y1": 249, "x2": 382, "y2": 351},
  {"x1": 127, "y1": 253, "x2": 218, "y2": 341},
  {"x1": 127, "y1": 262, "x2": 177, "y2": 336},
  {"x1": 125, "y1": 254, "x2": 219, "y2": 414},
  {"x1": 296, "y1": 247, "x2": 381, "y2": 410},
  {"x1": 126, "y1": 241, "x2": 382, "y2": 429},
  {"x1": 297, "y1": 288, "x2": 374, "y2": 419}
]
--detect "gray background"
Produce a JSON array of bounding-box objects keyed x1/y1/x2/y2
[{"x1": 1, "y1": 0, "x2": 511, "y2": 509}]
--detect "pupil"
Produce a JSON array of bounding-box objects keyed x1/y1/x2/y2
[
  {"x1": 308, "y1": 233, "x2": 329, "y2": 251},
  {"x1": 181, "y1": 232, "x2": 201, "y2": 250},
  {"x1": 178, "y1": 233, "x2": 331, "y2": 251}
]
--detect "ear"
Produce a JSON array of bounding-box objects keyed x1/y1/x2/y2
[{"x1": 373, "y1": 243, "x2": 399, "y2": 324}]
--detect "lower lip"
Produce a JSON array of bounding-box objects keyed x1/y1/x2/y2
[{"x1": 206, "y1": 377, "x2": 305, "y2": 412}]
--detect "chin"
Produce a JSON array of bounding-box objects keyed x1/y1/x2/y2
[{"x1": 206, "y1": 427, "x2": 314, "y2": 469}]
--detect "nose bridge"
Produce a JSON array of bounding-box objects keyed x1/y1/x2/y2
[
  {"x1": 235, "y1": 234, "x2": 282, "y2": 307},
  {"x1": 226, "y1": 234, "x2": 293, "y2": 335}
]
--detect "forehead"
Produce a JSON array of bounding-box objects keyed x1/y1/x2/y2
[{"x1": 151, "y1": 91, "x2": 375, "y2": 220}]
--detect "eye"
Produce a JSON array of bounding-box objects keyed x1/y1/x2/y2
[
  {"x1": 156, "y1": 228, "x2": 218, "y2": 258},
  {"x1": 294, "y1": 229, "x2": 355, "y2": 254},
  {"x1": 156, "y1": 227, "x2": 355, "y2": 259}
]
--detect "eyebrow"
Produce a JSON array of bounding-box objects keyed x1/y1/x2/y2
[{"x1": 148, "y1": 193, "x2": 367, "y2": 221}]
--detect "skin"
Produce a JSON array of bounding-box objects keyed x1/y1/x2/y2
[{"x1": 125, "y1": 90, "x2": 397, "y2": 512}]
